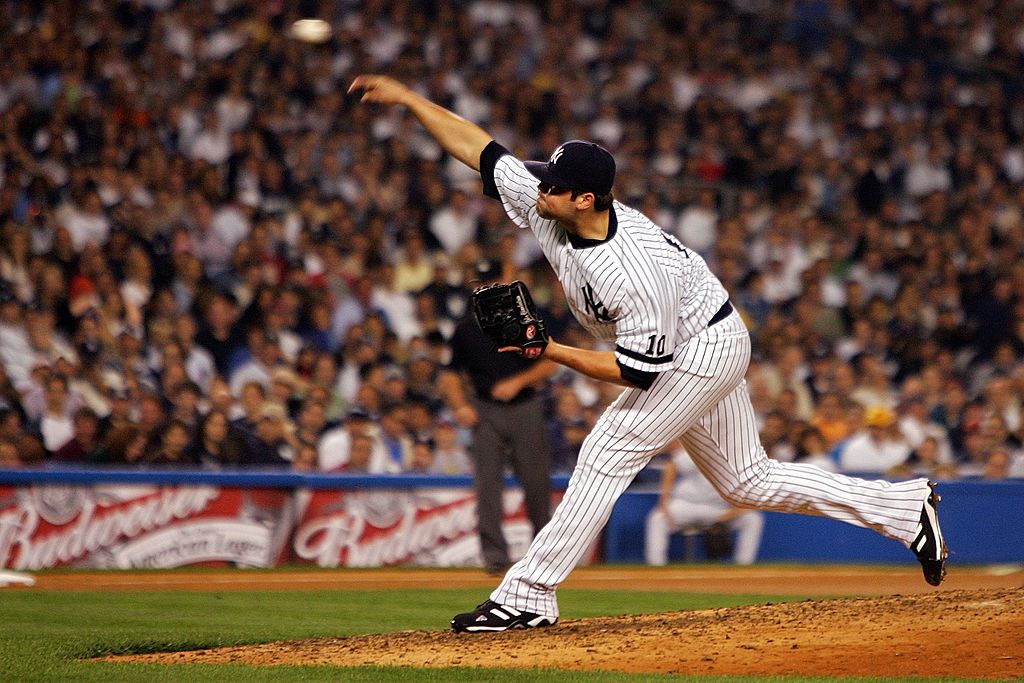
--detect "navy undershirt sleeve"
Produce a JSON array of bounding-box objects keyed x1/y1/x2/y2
[
  {"x1": 617, "y1": 360, "x2": 658, "y2": 391},
  {"x1": 479, "y1": 140, "x2": 510, "y2": 200}
]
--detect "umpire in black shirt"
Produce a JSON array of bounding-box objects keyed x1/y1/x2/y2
[{"x1": 441, "y1": 258, "x2": 557, "y2": 575}]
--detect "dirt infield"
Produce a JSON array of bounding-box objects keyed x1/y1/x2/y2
[
  {"x1": 114, "y1": 588, "x2": 1023, "y2": 678},
  {"x1": 73, "y1": 565, "x2": 1024, "y2": 678}
]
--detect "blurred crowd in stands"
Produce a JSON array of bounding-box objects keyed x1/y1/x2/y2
[{"x1": 0, "y1": 0, "x2": 1022, "y2": 480}]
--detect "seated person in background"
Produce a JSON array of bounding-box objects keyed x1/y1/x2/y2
[
  {"x1": 838, "y1": 406, "x2": 911, "y2": 473},
  {"x1": 0, "y1": 437, "x2": 21, "y2": 467},
  {"x1": 760, "y1": 409, "x2": 796, "y2": 462},
  {"x1": 899, "y1": 435, "x2": 959, "y2": 480},
  {"x1": 230, "y1": 381, "x2": 267, "y2": 437},
  {"x1": 809, "y1": 391, "x2": 852, "y2": 450},
  {"x1": 793, "y1": 425, "x2": 839, "y2": 472},
  {"x1": 340, "y1": 433, "x2": 376, "y2": 473},
  {"x1": 983, "y1": 446, "x2": 1024, "y2": 480},
  {"x1": 378, "y1": 402, "x2": 414, "y2": 471},
  {"x1": 292, "y1": 443, "x2": 319, "y2": 471},
  {"x1": 37, "y1": 372, "x2": 77, "y2": 454},
  {"x1": 52, "y1": 407, "x2": 105, "y2": 463},
  {"x1": 897, "y1": 394, "x2": 954, "y2": 464},
  {"x1": 645, "y1": 448, "x2": 765, "y2": 566},
  {"x1": 406, "y1": 437, "x2": 436, "y2": 473},
  {"x1": 140, "y1": 419, "x2": 198, "y2": 467},
  {"x1": 101, "y1": 424, "x2": 148, "y2": 467},
  {"x1": 317, "y1": 406, "x2": 389, "y2": 472},
  {"x1": 189, "y1": 408, "x2": 246, "y2": 468},
  {"x1": 242, "y1": 402, "x2": 298, "y2": 466},
  {"x1": 430, "y1": 418, "x2": 472, "y2": 475}
]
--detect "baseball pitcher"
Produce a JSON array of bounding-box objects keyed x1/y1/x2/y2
[{"x1": 349, "y1": 75, "x2": 947, "y2": 633}]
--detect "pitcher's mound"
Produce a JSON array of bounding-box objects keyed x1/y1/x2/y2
[{"x1": 111, "y1": 588, "x2": 1023, "y2": 678}]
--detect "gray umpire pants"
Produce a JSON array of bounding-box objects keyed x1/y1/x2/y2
[{"x1": 471, "y1": 395, "x2": 552, "y2": 569}]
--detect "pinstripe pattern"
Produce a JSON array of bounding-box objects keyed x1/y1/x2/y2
[
  {"x1": 491, "y1": 156, "x2": 727, "y2": 370},
  {"x1": 484, "y1": 151, "x2": 934, "y2": 619}
]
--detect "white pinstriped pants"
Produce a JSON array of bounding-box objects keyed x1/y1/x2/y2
[{"x1": 491, "y1": 311, "x2": 932, "y2": 617}]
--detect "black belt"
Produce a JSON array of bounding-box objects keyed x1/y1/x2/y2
[{"x1": 708, "y1": 300, "x2": 733, "y2": 327}]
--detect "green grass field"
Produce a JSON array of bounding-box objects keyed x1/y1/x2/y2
[{"x1": 0, "y1": 575, "x2": 964, "y2": 682}]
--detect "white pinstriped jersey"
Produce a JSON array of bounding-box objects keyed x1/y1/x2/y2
[{"x1": 484, "y1": 146, "x2": 729, "y2": 375}]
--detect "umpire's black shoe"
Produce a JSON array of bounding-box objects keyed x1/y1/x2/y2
[
  {"x1": 451, "y1": 600, "x2": 557, "y2": 633},
  {"x1": 912, "y1": 482, "x2": 948, "y2": 586}
]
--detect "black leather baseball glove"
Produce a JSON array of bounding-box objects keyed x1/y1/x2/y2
[{"x1": 471, "y1": 280, "x2": 549, "y2": 359}]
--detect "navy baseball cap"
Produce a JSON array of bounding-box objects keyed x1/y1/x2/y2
[{"x1": 524, "y1": 140, "x2": 616, "y2": 195}]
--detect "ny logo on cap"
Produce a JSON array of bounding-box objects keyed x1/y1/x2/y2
[{"x1": 549, "y1": 145, "x2": 565, "y2": 164}]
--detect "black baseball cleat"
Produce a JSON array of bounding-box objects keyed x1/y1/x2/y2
[
  {"x1": 912, "y1": 482, "x2": 948, "y2": 586},
  {"x1": 451, "y1": 600, "x2": 557, "y2": 633}
]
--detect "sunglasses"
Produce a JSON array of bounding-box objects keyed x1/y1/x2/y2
[{"x1": 537, "y1": 182, "x2": 575, "y2": 196}]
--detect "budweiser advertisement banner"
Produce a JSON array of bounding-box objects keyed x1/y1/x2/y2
[{"x1": 0, "y1": 484, "x2": 585, "y2": 570}]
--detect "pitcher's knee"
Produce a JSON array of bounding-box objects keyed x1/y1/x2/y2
[{"x1": 720, "y1": 463, "x2": 778, "y2": 508}]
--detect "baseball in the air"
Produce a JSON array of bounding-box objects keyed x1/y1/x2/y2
[{"x1": 290, "y1": 18, "x2": 331, "y2": 44}]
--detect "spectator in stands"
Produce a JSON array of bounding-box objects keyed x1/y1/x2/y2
[
  {"x1": 231, "y1": 380, "x2": 266, "y2": 437},
  {"x1": 38, "y1": 372, "x2": 75, "y2": 453},
  {"x1": 430, "y1": 417, "x2": 472, "y2": 475},
  {"x1": 406, "y1": 348, "x2": 442, "y2": 405},
  {"x1": 168, "y1": 380, "x2": 203, "y2": 437},
  {"x1": 340, "y1": 433, "x2": 376, "y2": 473},
  {"x1": 51, "y1": 406, "x2": 103, "y2": 463},
  {"x1": 229, "y1": 329, "x2": 284, "y2": 397},
  {"x1": 189, "y1": 409, "x2": 245, "y2": 469},
  {"x1": 793, "y1": 425, "x2": 838, "y2": 472},
  {"x1": 429, "y1": 189, "x2": 479, "y2": 256},
  {"x1": 0, "y1": 407, "x2": 25, "y2": 442},
  {"x1": 405, "y1": 396, "x2": 438, "y2": 443},
  {"x1": 243, "y1": 402, "x2": 297, "y2": 467},
  {"x1": 809, "y1": 391, "x2": 851, "y2": 450},
  {"x1": 901, "y1": 435, "x2": 960, "y2": 481},
  {"x1": 838, "y1": 407, "x2": 912, "y2": 474},
  {"x1": 897, "y1": 394, "x2": 954, "y2": 465},
  {"x1": 393, "y1": 228, "x2": 435, "y2": 295},
  {"x1": 0, "y1": 0, "x2": 1019, "y2": 488},
  {"x1": 318, "y1": 406, "x2": 385, "y2": 472},
  {"x1": 547, "y1": 386, "x2": 590, "y2": 473},
  {"x1": 406, "y1": 437, "x2": 437, "y2": 474},
  {"x1": 141, "y1": 419, "x2": 197, "y2": 468},
  {"x1": 97, "y1": 382, "x2": 132, "y2": 434},
  {"x1": 673, "y1": 187, "x2": 719, "y2": 258},
  {"x1": 293, "y1": 396, "x2": 330, "y2": 453},
  {"x1": 268, "y1": 366, "x2": 304, "y2": 417},
  {"x1": 760, "y1": 410, "x2": 796, "y2": 463},
  {"x1": 0, "y1": 437, "x2": 21, "y2": 467},
  {"x1": 292, "y1": 434, "x2": 320, "y2": 469},
  {"x1": 982, "y1": 448, "x2": 1010, "y2": 480},
  {"x1": 378, "y1": 402, "x2": 413, "y2": 472},
  {"x1": 207, "y1": 376, "x2": 235, "y2": 418},
  {"x1": 196, "y1": 290, "x2": 246, "y2": 376},
  {"x1": 849, "y1": 354, "x2": 899, "y2": 411},
  {"x1": 0, "y1": 358, "x2": 25, "y2": 415},
  {"x1": 982, "y1": 373, "x2": 1021, "y2": 434},
  {"x1": 977, "y1": 413, "x2": 1021, "y2": 462},
  {"x1": 173, "y1": 313, "x2": 216, "y2": 394},
  {"x1": 136, "y1": 391, "x2": 167, "y2": 449}
]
